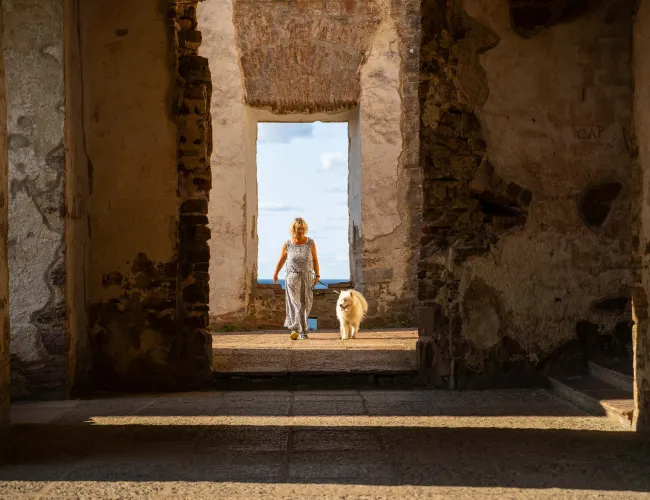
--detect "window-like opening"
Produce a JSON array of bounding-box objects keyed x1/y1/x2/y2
[{"x1": 256, "y1": 122, "x2": 350, "y2": 289}]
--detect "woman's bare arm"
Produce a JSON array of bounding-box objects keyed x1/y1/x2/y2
[
  {"x1": 311, "y1": 240, "x2": 320, "y2": 284},
  {"x1": 273, "y1": 243, "x2": 288, "y2": 283}
]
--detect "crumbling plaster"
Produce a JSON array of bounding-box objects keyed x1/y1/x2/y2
[
  {"x1": 80, "y1": 0, "x2": 181, "y2": 389},
  {"x1": 464, "y1": 0, "x2": 634, "y2": 354},
  {"x1": 198, "y1": 0, "x2": 248, "y2": 325},
  {"x1": 81, "y1": 0, "x2": 178, "y2": 297},
  {"x1": 418, "y1": 0, "x2": 635, "y2": 387},
  {"x1": 3, "y1": 0, "x2": 67, "y2": 397},
  {"x1": 357, "y1": 0, "x2": 421, "y2": 327}
]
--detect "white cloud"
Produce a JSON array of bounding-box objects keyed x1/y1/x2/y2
[
  {"x1": 319, "y1": 152, "x2": 347, "y2": 172},
  {"x1": 323, "y1": 186, "x2": 346, "y2": 194},
  {"x1": 326, "y1": 214, "x2": 349, "y2": 221},
  {"x1": 259, "y1": 202, "x2": 300, "y2": 213},
  {"x1": 258, "y1": 123, "x2": 314, "y2": 143}
]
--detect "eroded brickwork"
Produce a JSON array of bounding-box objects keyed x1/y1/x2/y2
[
  {"x1": 171, "y1": 0, "x2": 214, "y2": 384},
  {"x1": 233, "y1": 0, "x2": 381, "y2": 112}
]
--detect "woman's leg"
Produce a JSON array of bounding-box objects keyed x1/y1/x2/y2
[
  {"x1": 285, "y1": 273, "x2": 301, "y2": 339},
  {"x1": 294, "y1": 272, "x2": 313, "y2": 338}
]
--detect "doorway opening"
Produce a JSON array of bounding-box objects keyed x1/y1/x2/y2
[{"x1": 256, "y1": 121, "x2": 351, "y2": 290}]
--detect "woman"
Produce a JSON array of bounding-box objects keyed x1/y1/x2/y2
[{"x1": 272, "y1": 217, "x2": 320, "y2": 340}]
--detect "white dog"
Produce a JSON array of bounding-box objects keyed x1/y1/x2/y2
[{"x1": 336, "y1": 290, "x2": 368, "y2": 340}]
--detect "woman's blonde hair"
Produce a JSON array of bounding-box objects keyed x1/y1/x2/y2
[{"x1": 290, "y1": 217, "x2": 308, "y2": 237}]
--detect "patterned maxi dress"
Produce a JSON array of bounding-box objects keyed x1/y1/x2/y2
[{"x1": 284, "y1": 238, "x2": 314, "y2": 333}]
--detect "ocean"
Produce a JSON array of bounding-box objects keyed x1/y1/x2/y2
[{"x1": 258, "y1": 278, "x2": 348, "y2": 290}]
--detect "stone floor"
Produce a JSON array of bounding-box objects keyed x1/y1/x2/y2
[
  {"x1": 211, "y1": 329, "x2": 418, "y2": 373},
  {"x1": 2, "y1": 389, "x2": 650, "y2": 499}
]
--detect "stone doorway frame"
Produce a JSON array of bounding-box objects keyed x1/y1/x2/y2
[{"x1": 242, "y1": 107, "x2": 362, "y2": 325}]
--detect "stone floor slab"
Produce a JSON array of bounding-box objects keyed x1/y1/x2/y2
[
  {"x1": 212, "y1": 329, "x2": 418, "y2": 373},
  {"x1": 2, "y1": 389, "x2": 649, "y2": 499}
]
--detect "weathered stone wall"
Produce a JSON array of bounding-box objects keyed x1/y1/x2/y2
[
  {"x1": 0, "y1": 6, "x2": 11, "y2": 426},
  {"x1": 418, "y1": 0, "x2": 635, "y2": 388},
  {"x1": 198, "y1": 0, "x2": 248, "y2": 326},
  {"x1": 233, "y1": 0, "x2": 381, "y2": 113},
  {"x1": 173, "y1": 0, "x2": 214, "y2": 383},
  {"x1": 632, "y1": 0, "x2": 650, "y2": 433},
  {"x1": 3, "y1": 0, "x2": 67, "y2": 398},
  {"x1": 358, "y1": 0, "x2": 421, "y2": 328},
  {"x1": 80, "y1": 0, "x2": 211, "y2": 391},
  {"x1": 254, "y1": 283, "x2": 349, "y2": 330}
]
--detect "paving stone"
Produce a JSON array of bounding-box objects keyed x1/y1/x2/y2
[
  {"x1": 195, "y1": 426, "x2": 289, "y2": 451},
  {"x1": 292, "y1": 399, "x2": 366, "y2": 416},
  {"x1": 291, "y1": 427, "x2": 381, "y2": 451},
  {"x1": 287, "y1": 451, "x2": 395, "y2": 484}
]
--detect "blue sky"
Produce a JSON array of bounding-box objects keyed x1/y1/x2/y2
[{"x1": 257, "y1": 122, "x2": 349, "y2": 279}]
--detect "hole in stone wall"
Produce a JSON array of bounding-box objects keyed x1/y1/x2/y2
[
  {"x1": 476, "y1": 198, "x2": 525, "y2": 218},
  {"x1": 579, "y1": 182, "x2": 622, "y2": 228},
  {"x1": 594, "y1": 296, "x2": 628, "y2": 312},
  {"x1": 509, "y1": 0, "x2": 602, "y2": 38},
  {"x1": 256, "y1": 122, "x2": 350, "y2": 289}
]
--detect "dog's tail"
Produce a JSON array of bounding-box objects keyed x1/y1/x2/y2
[{"x1": 350, "y1": 290, "x2": 369, "y2": 316}]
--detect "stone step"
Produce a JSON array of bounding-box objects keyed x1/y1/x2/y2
[
  {"x1": 549, "y1": 374, "x2": 634, "y2": 429},
  {"x1": 210, "y1": 371, "x2": 428, "y2": 390},
  {"x1": 588, "y1": 360, "x2": 634, "y2": 392}
]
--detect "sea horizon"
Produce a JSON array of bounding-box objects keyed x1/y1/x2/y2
[{"x1": 258, "y1": 278, "x2": 348, "y2": 290}]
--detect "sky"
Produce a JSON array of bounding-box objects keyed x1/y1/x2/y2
[{"x1": 257, "y1": 122, "x2": 349, "y2": 279}]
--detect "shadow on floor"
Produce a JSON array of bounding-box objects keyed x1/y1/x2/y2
[
  {"x1": 211, "y1": 348, "x2": 417, "y2": 373},
  {"x1": 1, "y1": 424, "x2": 649, "y2": 491}
]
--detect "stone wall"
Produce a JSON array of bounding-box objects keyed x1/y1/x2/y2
[
  {"x1": 173, "y1": 0, "x2": 214, "y2": 383},
  {"x1": 358, "y1": 0, "x2": 421, "y2": 328},
  {"x1": 3, "y1": 0, "x2": 67, "y2": 398},
  {"x1": 0, "y1": 6, "x2": 11, "y2": 426},
  {"x1": 80, "y1": 0, "x2": 211, "y2": 391},
  {"x1": 198, "y1": 0, "x2": 248, "y2": 326},
  {"x1": 233, "y1": 0, "x2": 381, "y2": 113},
  {"x1": 418, "y1": 0, "x2": 635, "y2": 388},
  {"x1": 632, "y1": 0, "x2": 650, "y2": 433}
]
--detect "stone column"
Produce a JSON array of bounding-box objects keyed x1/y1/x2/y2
[
  {"x1": 171, "y1": 0, "x2": 214, "y2": 384},
  {"x1": 198, "y1": 0, "x2": 248, "y2": 329},
  {"x1": 3, "y1": 0, "x2": 67, "y2": 398},
  {"x1": 358, "y1": 0, "x2": 421, "y2": 328},
  {"x1": 63, "y1": 0, "x2": 91, "y2": 396}
]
